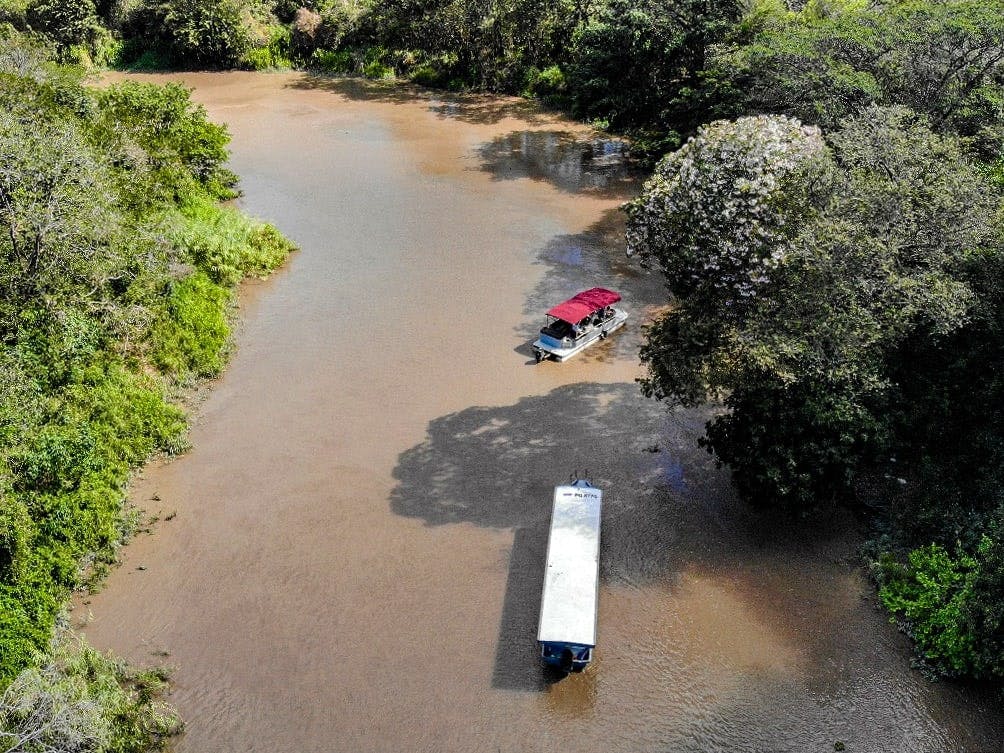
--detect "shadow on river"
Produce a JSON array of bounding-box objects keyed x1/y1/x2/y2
[{"x1": 391, "y1": 382, "x2": 865, "y2": 689}]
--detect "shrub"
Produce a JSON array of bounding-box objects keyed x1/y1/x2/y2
[
  {"x1": 878, "y1": 544, "x2": 979, "y2": 676},
  {"x1": 310, "y1": 47, "x2": 352, "y2": 73},
  {"x1": 362, "y1": 47, "x2": 393, "y2": 79},
  {"x1": 132, "y1": 0, "x2": 251, "y2": 68},
  {"x1": 0, "y1": 496, "x2": 31, "y2": 582},
  {"x1": 409, "y1": 63, "x2": 445, "y2": 87},
  {"x1": 150, "y1": 271, "x2": 231, "y2": 378},
  {"x1": 170, "y1": 195, "x2": 294, "y2": 285},
  {"x1": 363, "y1": 59, "x2": 393, "y2": 79},
  {"x1": 241, "y1": 24, "x2": 291, "y2": 70},
  {"x1": 876, "y1": 524, "x2": 1004, "y2": 681},
  {"x1": 151, "y1": 197, "x2": 294, "y2": 377},
  {"x1": 524, "y1": 64, "x2": 565, "y2": 98},
  {"x1": 0, "y1": 632, "x2": 182, "y2": 752},
  {"x1": 95, "y1": 81, "x2": 237, "y2": 200}
]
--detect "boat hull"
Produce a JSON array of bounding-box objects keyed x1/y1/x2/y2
[{"x1": 532, "y1": 309, "x2": 628, "y2": 362}]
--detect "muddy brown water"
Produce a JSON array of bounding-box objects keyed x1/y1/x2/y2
[{"x1": 81, "y1": 72, "x2": 1002, "y2": 752}]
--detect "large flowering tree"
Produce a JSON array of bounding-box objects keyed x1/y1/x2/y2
[{"x1": 627, "y1": 108, "x2": 993, "y2": 510}]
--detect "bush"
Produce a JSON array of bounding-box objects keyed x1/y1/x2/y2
[
  {"x1": 241, "y1": 24, "x2": 291, "y2": 70},
  {"x1": 0, "y1": 631, "x2": 182, "y2": 752},
  {"x1": 170, "y1": 195, "x2": 294, "y2": 285},
  {"x1": 115, "y1": 42, "x2": 169, "y2": 70},
  {"x1": 360, "y1": 46, "x2": 393, "y2": 79},
  {"x1": 310, "y1": 47, "x2": 352, "y2": 73},
  {"x1": 150, "y1": 196, "x2": 294, "y2": 376},
  {"x1": 150, "y1": 271, "x2": 231, "y2": 378},
  {"x1": 363, "y1": 59, "x2": 392, "y2": 79},
  {"x1": 523, "y1": 64, "x2": 565, "y2": 98},
  {"x1": 409, "y1": 63, "x2": 445, "y2": 87},
  {"x1": 875, "y1": 511, "x2": 1004, "y2": 682},
  {"x1": 95, "y1": 81, "x2": 237, "y2": 201},
  {"x1": 878, "y1": 544, "x2": 979, "y2": 676},
  {"x1": 130, "y1": 0, "x2": 251, "y2": 68}
]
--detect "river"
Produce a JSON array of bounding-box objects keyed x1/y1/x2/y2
[{"x1": 80, "y1": 72, "x2": 1002, "y2": 753}]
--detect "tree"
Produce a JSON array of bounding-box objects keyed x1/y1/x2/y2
[
  {"x1": 361, "y1": 0, "x2": 586, "y2": 91},
  {"x1": 26, "y1": 0, "x2": 98, "y2": 51},
  {"x1": 566, "y1": 0, "x2": 739, "y2": 139},
  {"x1": 128, "y1": 0, "x2": 251, "y2": 68},
  {"x1": 93, "y1": 81, "x2": 237, "y2": 204},
  {"x1": 705, "y1": 0, "x2": 1004, "y2": 146},
  {"x1": 627, "y1": 108, "x2": 994, "y2": 510},
  {"x1": 0, "y1": 109, "x2": 120, "y2": 319}
]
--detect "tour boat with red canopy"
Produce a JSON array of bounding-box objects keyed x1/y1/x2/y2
[{"x1": 532, "y1": 287, "x2": 628, "y2": 362}]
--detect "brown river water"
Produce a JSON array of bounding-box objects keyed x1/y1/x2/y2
[{"x1": 81, "y1": 72, "x2": 1002, "y2": 752}]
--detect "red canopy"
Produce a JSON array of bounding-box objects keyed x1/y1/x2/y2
[{"x1": 547, "y1": 288, "x2": 622, "y2": 324}]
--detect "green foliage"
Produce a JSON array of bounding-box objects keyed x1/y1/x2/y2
[
  {"x1": 310, "y1": 47, "x2": 353, "y2": 73},
  {"x1": 0, "y1": 105, "x2": 119, "y2": 315},
  {"x1": 116, "y1": 44, "x2": 170, "y2": 71},
  {"x1": 0, "y1": 632, "x2": 182, "y2": 752},
  {"x1": 962, "y1": 525, "x2": 1004, "y2": 677},
  {"x1": 362, "y1": 55, "x2": 393, "y2": 80},
  {"x1": 125, "y1": 0, "x2": 251, "y2": 68},
  {"x1": 707, "y1": 0, "x2": 1004, "y2": 141},
  {"x1": 523, "y1": 64, "x2": 565, "y2": 98},
  {"x1": 878, "y1": 543, "x2": 979, "y2": 675},
  {"x1": 170, "y1": 194, "x2": 295, "y2": 285},
  {"x1": 93, "y1": 80, "x2": 238, "y2": 202},
  {"x1": 566, "y1": 0, "x2": 739, "y2": 132},
  {"x1": 0, "y1": 0, "x2": 31, "y2": 27},
  {"x1": 0, "y1": 35, "x2": 293, "y2": 694},
  {"x1": 0, "y1": 333, "x2": 187, "y2": 683},
  {"x1": 161, "y1": 0, "x2": 251, "y2": 67},
  {"x1": 88, "y1": 25, "x2": 124, "y2": 66},
  {"x1": 409, "y1": 62, "x2": 446, "y2": 87},
  {"x1": 360, "y1": 0, "x2": 587, "y2": 91},
  {"x1": 25, "y1": 0, "x2": 98, "y2": 50},
  {"x1": 628, "y1": 108, "x2": 996, "y2": 512},
  {"x1": 150, "y1": 271, "x2": 231, "y2": 378},
  {"x1": 241, "y1": 24, "x2": 292, "y2": 69},
  {"x1": 875, "y1": 531, "x2": 1004, "y2": 680}
]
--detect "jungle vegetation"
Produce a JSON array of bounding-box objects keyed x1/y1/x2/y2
[{"x1": 2, "y1": 0, "x2": 1002, "y2": 693}]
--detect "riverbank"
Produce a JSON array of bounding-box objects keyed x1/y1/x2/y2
[
  {"x1": 78, "y1": 71, "x2": 1003, "y2": 753},
  {"x1": 0, "y1": 52, "x2": 294, "y2": 750}
]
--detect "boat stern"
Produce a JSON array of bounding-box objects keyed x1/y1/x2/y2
[{"x1": 540, "y1": 641, "x2": 594, "y2": 672}]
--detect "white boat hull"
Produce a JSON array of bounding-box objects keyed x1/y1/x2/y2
[{"x1": 532, "y1": 309, "x2": 628, "y2": 362}]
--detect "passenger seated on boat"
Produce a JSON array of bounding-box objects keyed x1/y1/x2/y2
[{"x1": 542, "y1": 318, "x2": 573, "y2": 339}]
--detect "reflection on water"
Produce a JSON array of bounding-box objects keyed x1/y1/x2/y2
[{"x1": 478, "y1": 131, "x2": 640, "y2": 195}]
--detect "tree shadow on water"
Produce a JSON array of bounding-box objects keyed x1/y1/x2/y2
[
  {"x1": 476, "y1": 130, "x2": 643, "y2": 198},
  {"x1": 285, "y1": 73, "x2": 552, "y2": 125},
  {"x1": 389, "y1": 382, "x2": 735, "y2": 690}
]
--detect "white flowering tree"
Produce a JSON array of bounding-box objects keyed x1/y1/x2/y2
[
  {"x1": 625, "y1": 115, "x2": 831, "y2": 312},
  {"x1": 627, "y1": 108, "x2": 994, "y2": 510}
]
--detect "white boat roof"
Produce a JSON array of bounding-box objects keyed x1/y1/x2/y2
[{"x1": 537, "y1": 482, "x2": 601, "y2": 646}]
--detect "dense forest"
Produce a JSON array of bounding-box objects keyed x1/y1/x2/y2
[{"x1": 1, "y1": 0, "x2": 1002, "y2": 748}]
